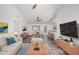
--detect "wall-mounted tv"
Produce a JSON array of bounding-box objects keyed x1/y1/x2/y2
[{"x1": 60, "y1": 21, "x2": 78, "y2": 38}]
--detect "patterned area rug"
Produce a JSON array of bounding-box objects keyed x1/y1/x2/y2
[
  {"x1": 17, "y1": 43, "x2": 66, "y2": 55},
  {"x1": 44, "y1": 44, "x2": 66, "y2": 55},
  {"x1": 17, "y1": 36, "x2": 66, "y2": 55},
  {"x1": 43, "y1": 36, "x2": 66, "y2": 55},
  {"x1": 17, "y1": 44, "x2": 30, "y2": 55}
]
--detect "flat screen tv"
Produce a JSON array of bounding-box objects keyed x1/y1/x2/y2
[{"x1": 60, "y1": 21, "x2": 78, "y2": 38}]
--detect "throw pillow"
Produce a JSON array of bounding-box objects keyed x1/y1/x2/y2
[{"x1": 6, "y1": 37, "x2": 16, "y2": 45}]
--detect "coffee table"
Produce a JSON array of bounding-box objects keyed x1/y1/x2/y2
[{"x1": 27, "y1": 44, "x2": 46, "y2": 55}]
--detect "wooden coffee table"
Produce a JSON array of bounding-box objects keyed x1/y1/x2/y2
[{"x1": 27, "y1": 44, "x2": 46, "y2": 55}]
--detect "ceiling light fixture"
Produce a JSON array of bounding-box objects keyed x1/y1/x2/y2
[{"x1": 36, "y1": 17, "x2": 42, "y2": 21}]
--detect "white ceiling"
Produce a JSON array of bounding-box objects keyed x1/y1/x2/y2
[{"x1": 14, "y1": 4, "x2": 62, "y2": 24}]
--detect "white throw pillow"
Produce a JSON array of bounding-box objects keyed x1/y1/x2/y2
[{"x1": 13, "y1": 36, "x2": 18, "y2": 41}]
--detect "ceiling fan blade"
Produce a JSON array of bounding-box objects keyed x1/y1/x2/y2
[{"x1": 32, "y1": 4, "x2": 37, "y2": 9}]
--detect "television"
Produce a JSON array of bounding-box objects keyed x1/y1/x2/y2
[{"x1": 60, "y1": 21, "x2": 78, "y2": 38}]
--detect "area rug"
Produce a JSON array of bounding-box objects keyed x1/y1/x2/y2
[
  {"x1": 17, "y1": 35, "x2": 66, "y2": 55},
  {"x1": 17, "y1": 43, "x2": 66, "y2": 55},
  {"x1": 44, "y1": 44, "x2": 66, "y2": 55},
  {"x1": 17, "y1": 43, "x2": 30, "y2": 55},
  {"x1": 44, "y1": 35, "x2": 66, "y2": 55}
]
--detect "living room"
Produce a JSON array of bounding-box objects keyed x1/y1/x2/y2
[{"x1": 0, "y1": 4, "x2": 79, "y2": 55}]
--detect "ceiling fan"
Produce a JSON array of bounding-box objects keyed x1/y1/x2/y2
[
  {"x1": 32, "y1": 4, "x2": 37, "y2": 9},
  {"x1": 36, "y1": 17, "x2": 42, "y2": 21}
]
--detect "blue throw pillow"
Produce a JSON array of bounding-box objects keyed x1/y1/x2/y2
[
  {"x1": 6, "y1": 37, "x2": 16, "y2": 45},
  {"x1": 0, "y1": 45, "x2": 3, "y2": 51},
  {"x1": 0, "y1": 27, "x2": 4, "y2": 32}
]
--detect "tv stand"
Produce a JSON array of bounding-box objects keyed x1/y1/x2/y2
[{"x1": 55, "y1": 39, "x2": 79, "y2": 55}]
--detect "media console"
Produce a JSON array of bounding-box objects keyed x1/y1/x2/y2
[{"x1": 55, "y1": 39, "x2": 79, "y2": 55}]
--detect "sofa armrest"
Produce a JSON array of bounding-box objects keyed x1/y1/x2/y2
[
  {"x1": 14, "y1": 36, "x2": 23, "y2": 43},
  {"x1": 18, "y1": 37, "x2": 23, "y2": 43}
]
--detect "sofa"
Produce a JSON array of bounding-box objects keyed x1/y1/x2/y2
[{"x1": 0, "y1": 36, "x2": 23, "y2": 55}]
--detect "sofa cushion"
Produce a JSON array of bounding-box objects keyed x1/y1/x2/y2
[
  {"x1": 1, "y1": 41, "x2": 22, "y2": 55},
  {"x1": 6, "y1": 37, "x2": 16, "y2": 45},
  {"x1": 0, "y1": 36, "x2": 7, "y2": 46}
]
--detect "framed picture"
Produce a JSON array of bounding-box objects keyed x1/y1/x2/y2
[{"x1": 0, "y1": 22, "x2": 8, "y2": 34}]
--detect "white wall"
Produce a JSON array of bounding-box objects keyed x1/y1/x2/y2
[
  {"x1": 0, "y1": 5, "x2": 25, "y2": 36},
  {"x1": 53, "y1": 5, "x2": 79, "y2": 44},
  {"x1": 26, "y1": 24, "x2": 53, "y2": 35}
]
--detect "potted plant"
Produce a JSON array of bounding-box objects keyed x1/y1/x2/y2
[{"x1": 31, "y1": 39, "x2": 40, "y2": 51}]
